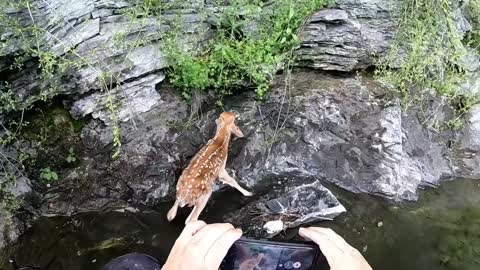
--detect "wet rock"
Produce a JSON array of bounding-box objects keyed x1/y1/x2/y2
[
  {"x1": 0, "y1": 214, "x2": 26, "y2": 250},
  {"x1": 453, "y1": 105, "x2": 480, "y2": 177},
  {"x1": 225, "y1": 178, "x2": 346, "y2": 238},
  {"x1": 0, "y1": 141, "x2": 33, "y2": 249},
  {"x1": 461, "y1": 105, "x2": 480, "y2": 150}
]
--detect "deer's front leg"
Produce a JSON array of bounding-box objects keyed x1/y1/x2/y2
[
  {"x1": 185, "y1": 189, "x2": 212, "y2": 224},
  {"x1": 167, "y1": 199, "x2": 179, "y2": 221},
  {"x1": 219, "y1": 169, "x2": 253, "y2": 196}
]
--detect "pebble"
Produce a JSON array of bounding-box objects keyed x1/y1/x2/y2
[{"x1": 263, "y1": 220, "x2": 284, "y2": 235}]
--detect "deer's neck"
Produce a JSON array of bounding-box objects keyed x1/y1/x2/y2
[{"x1": 213, "y1": 125, "x2": 231, "y2": 148}]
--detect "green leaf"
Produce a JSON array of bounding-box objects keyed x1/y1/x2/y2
[
  {"x1": 288, "y1": 5, "x2": 295, "y2": 19},
  {"x1": 51, "y1": 172, "x2": 58, "y2": 181},
  {"x1": 292, "y1": 33, "x2": 299, "y2": 42}
]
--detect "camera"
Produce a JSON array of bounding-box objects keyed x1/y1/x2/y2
[{"x1": 221, "y1": 237, "x2": 327, "y2": 270}]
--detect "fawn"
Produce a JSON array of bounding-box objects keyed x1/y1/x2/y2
[{"x1": 167, "y1": 111, "x2": 253, "y2": 224}]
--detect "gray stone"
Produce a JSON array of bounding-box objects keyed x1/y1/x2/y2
[
  {"x1": 50, "y1": 18, "x2": 101, "y2": 56},
  {"x1": 225, "y1": 178, "x2": 346, "y2": 238},
  {"x1": 71, "y1": 73, "x2": 165, "y2": 124},
  {"x1": 2, "y1": 0, "x2": 205, "y2": 117},
  {"x1": 295, "y1": 0, "x2": 477, "y2": 72},
  {"x1": 450, "y1": 105, "x2": 480, "y2": 179},
  {"x1": 219, "y1": 73, "x2": 454, "y2": 201},
  {"x1": 3, "y1": 0, "x2": 480, "y2": 246},
  {"x1": 461, "y1": 105, "x2": 480, "y2": 150},
  {"x1": 0, "y1": 142, "x2": 33, "y2": 249},
  {"x1": 295, "y1": 0, "x2": 401, "y2": 71},
  {"x1": 0, "y1": 213, "x2": 24, "y2": 250},
  {"x1": 454, "y1": 105, "x2": 480, "y2": 178}
]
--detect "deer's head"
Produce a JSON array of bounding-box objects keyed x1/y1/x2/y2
[{"x1": 216, "y1": 111, "x2": 244, "y2": 138}]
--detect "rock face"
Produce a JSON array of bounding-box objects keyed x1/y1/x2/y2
[
  {"x1": 295, "y1": 0, "x2": 402, "y2": 71},
  {"x1": 224, "y1": 72, "x2": 460, "y2": 201},
  {"x1": 2, "y1": 0, "x2": 480, "y2": 248},
  {"x1": 2, "y1": 0, "x2": 208, "y2": 123},
  {"x1": 37, "y1": 71, "x2": 480, "y2": 222},
  {"x1": 295, "y1": 0, "x2": 474, "y2": 72}
]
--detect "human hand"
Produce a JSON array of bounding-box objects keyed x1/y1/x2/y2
[
  {"x1": 299, "y1": 227, "x2": 372, "y2": 270},
  {"x1": 162, "y1": 221, "x2": 242, "y2": 270}
]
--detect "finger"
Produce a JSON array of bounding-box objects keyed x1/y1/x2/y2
[
  {"x1": 204, "y1": 227, "x2": 242, "y2": 269},
  {"x1": 176, "y1": 220, "x2": 207, "y2": 246},
  {"x1": 307, "y1": 227, "x2": 352, "y2": 250},
  {"x1": 192, "y1": 223, "x2": 235, "y2": 247},
  {"x1": 299, "y1": 227, "x2": 343, "y2": 260}
]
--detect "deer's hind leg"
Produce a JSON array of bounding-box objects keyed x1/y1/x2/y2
[
  {"x1": 185, "y1": 189, "x2": 212, "y2": 224},
  {"x1": 219, "y1": 169, "x2": 253, "y2": 196}
]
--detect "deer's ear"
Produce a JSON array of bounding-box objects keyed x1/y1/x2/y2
[
  {"x1": 231, "y1": 124, "x2": 244, "y2": 138},
  {"x1": 215, "y1": 119, "x2": 224, "y2": 130}
]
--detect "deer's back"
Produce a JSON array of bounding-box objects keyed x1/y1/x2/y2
[{"x1": 176, "y1": 137, "x2": 228, "y2": 206}]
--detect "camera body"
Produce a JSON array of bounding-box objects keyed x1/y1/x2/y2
[{"x1": 221, "y1": 237, "x2": 328, "y2": 270}]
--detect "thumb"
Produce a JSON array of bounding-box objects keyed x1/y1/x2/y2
[{"x1": 299, "y1": 227, "x2": 343, "y2": 260}]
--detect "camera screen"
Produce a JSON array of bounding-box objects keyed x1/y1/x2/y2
[{"x1": 222, "y1": 240, "x2": 318, "y2": 270}]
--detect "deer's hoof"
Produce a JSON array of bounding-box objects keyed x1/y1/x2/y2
[{"x1": 244, "y1": 191, "x2": 254, "y2": 196}]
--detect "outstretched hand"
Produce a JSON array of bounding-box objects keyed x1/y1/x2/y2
[
  {"x1": 162, "y1": 221, "x2": 242, "y2": 270},
  {"x1": 299, "y1": 227, "x2": 372, "y2": 270}
]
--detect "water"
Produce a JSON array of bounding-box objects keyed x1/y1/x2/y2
[{"x1": 1, "y1": 178, "x2": 479, "y2": 270}]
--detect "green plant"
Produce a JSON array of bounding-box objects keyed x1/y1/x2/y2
[
  {"x1": 377, "y1": 0, "x2": 465, "y2": 98},
  {"x1": 39, "y1": 167, "x2": 58, "y2": 182},
  {"x1": 164, "y1": 0, "x2": 333, "y2": 100},
  {"x1": 0, "y1": 191, "x2": 20, "y2": 214},
  {"x1": 65, "y1": 147, "x2": 77, "y2": 163},
  {"x1": 465, "y1": 30, "x2": 480, "y2": 54},
  {"x1": 375, "y1": 0, "x2": 480, "y2": 128}
]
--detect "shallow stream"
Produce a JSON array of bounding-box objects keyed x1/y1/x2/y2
[{"x1": 1, "y1": 178, "x2": 479, "y2": 270}]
